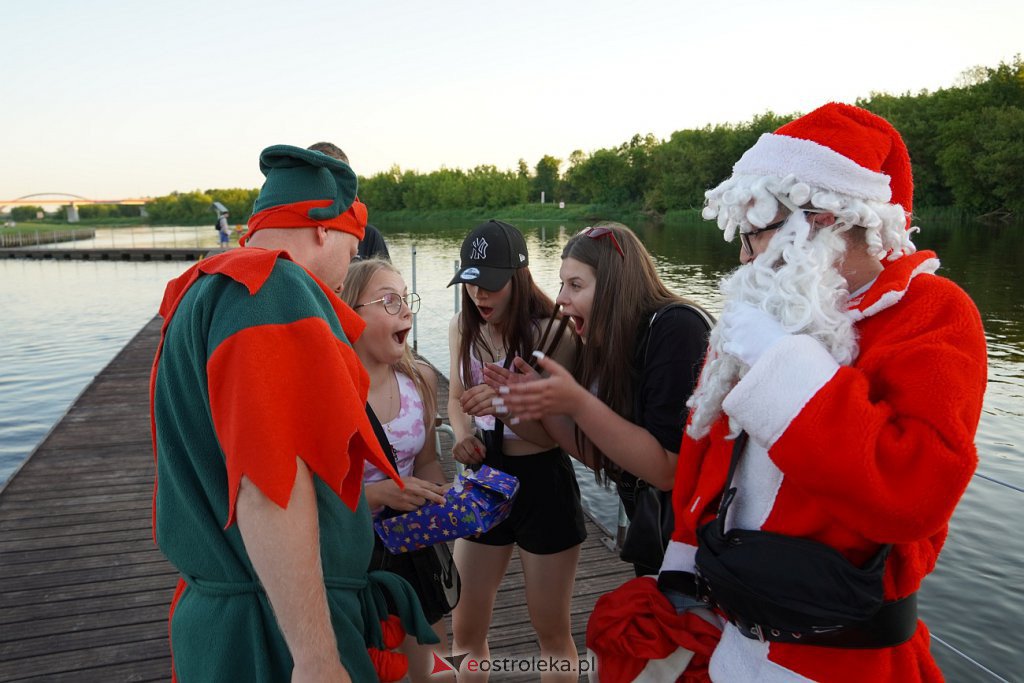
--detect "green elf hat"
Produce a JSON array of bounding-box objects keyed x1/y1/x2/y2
[{"x1": 242, "y1": 144, "x2": 368, "y2": 245}]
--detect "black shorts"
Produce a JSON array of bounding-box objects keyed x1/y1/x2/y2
[{"x1": 466, "y1": 446, "x2": 587, "y2": 555}]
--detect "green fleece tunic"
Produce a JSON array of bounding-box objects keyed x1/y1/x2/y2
[{"x1": 150, "y1": 248, "x2": 435, "y2": 682}]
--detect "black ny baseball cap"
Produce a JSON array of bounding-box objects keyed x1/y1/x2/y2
[{"x1": 447, "y1": 220, "x2": 529, "y2": 291}]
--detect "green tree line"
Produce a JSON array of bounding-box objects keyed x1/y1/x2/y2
[
  {"x1": 359, "y1": 57, "x2": 1023, "y2": 218},
  {"x1": 14, "y1": 58, "x2": 1008, "y2": 226}
]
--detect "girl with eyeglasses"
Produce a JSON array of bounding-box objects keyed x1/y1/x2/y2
[
  {"x1": 446, "y1": 220, "x2": 583, "y2": 682},
  {"x1": 489, "y1": 222, "x2": 712, "y2": 577},
  {"x1": 341, "y1": 258, "x2": 452, "y2": 682}
]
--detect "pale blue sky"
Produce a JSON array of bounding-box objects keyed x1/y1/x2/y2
[{"x1": 2, "y1": 0, "x2": 1021, "y2": 200}]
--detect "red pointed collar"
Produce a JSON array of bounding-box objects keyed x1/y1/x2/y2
[{"x1": 848, "y1": 250, "x2": 940, "y2": 321}]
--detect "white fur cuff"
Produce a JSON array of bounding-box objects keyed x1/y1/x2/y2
[
  {"x1": 660, "y1": 541, "x2": 698, "y2": 574},
  {"x1": 722, "y1": 335, "x2": 838, "y2": 448}
]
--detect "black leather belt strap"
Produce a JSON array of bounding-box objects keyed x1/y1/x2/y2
[
  {"x1": 731, "y1": 593, "x2": 919, "y2": 649},
  {"x1": 657, "y1": 570, "x2": 698, "y2": 597}
]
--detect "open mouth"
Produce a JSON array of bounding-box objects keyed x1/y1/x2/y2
[
  {"x1": 393, "y1": 328, "x2": 410, "y2": 345},
  {"x1": 477, "y1": 306, "x2": 494, "y2": 318},
  {"x1": 571, "y1": 315, "x2": 585, "y2": 336}
]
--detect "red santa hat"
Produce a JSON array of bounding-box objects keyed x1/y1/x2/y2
[
  {"x1": 733, "y1": 103, "x2": 913, "y2": 217},
  {"x1": 705, "y1": 103, "x2": 918, "y2": 259}
]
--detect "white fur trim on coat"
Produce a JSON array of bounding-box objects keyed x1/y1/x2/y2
[
  {"x1": 660, "y1": 540, "x2": 698, "y2": 574},
  {"x1": 849, "y1": 257, "x2": 940, "y2": 321},
  {"x1": 709, "y1": 624, "x2": 816, "y2": 682},
  {"x1": 722, "y1": 335, "x2": 839, "y2": 449},
  {"x1": 733, "y1": 134, "x2": 892, "y2": 203}
]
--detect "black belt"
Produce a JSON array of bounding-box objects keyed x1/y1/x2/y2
[
  {"x1": 729, "y1": 593, "x2": 919, "y2": 648},
  {"x1": 657, "y1": 570, "x2": 919, "y2": 649}
]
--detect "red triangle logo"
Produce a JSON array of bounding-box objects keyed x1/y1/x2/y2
[{"x1": 431, "y1": 652, "x2": 458, "y2": 674}]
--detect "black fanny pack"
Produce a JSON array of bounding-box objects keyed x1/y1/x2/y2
[{"x1": 692, "y1": 433, "x2": 917, "y2": 648}]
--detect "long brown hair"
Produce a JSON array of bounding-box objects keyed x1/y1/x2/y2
[
  {"x1": 563, "y1": 222, "x2": 703, "y2": 482},
  {"x1": 458, "y1": 255, "x2": 554, "y2": 390},
  {"x1": 341, "y1": 259, "x2": 437, "y2": 423}
]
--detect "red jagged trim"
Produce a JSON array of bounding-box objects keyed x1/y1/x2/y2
[{"x1": 207, "y1": 317, "x2": 398, "y2": 526}]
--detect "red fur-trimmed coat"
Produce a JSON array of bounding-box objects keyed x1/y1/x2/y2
[{"x1": 663, "y1": 250, "x2": 988, "y2": 682}]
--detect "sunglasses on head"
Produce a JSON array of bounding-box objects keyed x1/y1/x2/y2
[{"x1": 579, "y1": 226, "x2": 624, "y2": 258}]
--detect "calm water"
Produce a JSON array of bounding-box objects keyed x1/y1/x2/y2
[{"x1": 0, "y1": 219, "x2": 1020, "y2": 679}]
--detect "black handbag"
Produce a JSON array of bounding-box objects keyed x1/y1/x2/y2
[
  {"x1": 619, "y1": 303, "x2": 713, "y2": 573},
  {"x1": 369, "y1": 531, "x2": 460, "y2": 625},
  {"x1": 618, "y1": 479, "x2": 674, "y2": 572},
  {"x1": 366, "y1": 404, "x2": 461, "y2": 624}
]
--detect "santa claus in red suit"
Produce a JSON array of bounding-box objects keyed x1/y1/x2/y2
[{"x1": 588, "y1": 104, "x2": 988, "y2": 682}]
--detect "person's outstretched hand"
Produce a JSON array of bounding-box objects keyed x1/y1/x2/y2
[
  {"x1": 496, "y1": 352, "x2": 583, "y2": 421},
  {"x1": 460, "y1": 383, "x2": 501, "y2": 417},
  {"x1": 481, "y1": 359, "x2": 541, "y2": 391},
  {"x1": 452, "y1": 435, "x2": 486, "y2": 466},
  {"x1": 369, "y1": 476, "x2": 447, "y2": 512}
]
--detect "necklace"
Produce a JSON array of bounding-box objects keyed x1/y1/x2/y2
[{"x1": 381, "y1": 370, "x2": 398, "y2": 430}]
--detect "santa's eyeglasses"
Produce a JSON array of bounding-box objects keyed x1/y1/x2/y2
[
  {"x1": 739, "y1": 218, "x2": 787, "y2": 256},
  {"x1": 579, "y1": 226, "x2": 625, "y2": 258},
  {"x1": 739, "y1": 206, "x2": 838, "y2": 256}
]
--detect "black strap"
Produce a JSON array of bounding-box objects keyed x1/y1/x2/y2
[
  {"x1": 366, "y1": 402, "x2": 399, "y2": 472},
  {"x1": 528, "y1": 308, "x2": 570, "y2": 370},
  {"x1": 715, "y1": 431, "x2": 749, "y2": 535},
  {"x1": 475, "y1": 354, "x2": 515, "y2": 471},
  {"x1": 638, "y1": 301, "x2": 712, "y2": 419},
  {"x1": 731, "y1": 593, "x2": 919, "y2": 648}
]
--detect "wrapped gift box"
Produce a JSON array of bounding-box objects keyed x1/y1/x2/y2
[{"x1": 374, "y1": 465, "x2": 519, "y2": 554}]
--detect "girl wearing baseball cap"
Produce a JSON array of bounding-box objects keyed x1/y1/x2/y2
[{"x1": 447, "y1": 220, "x2": 584, "y2": 682}]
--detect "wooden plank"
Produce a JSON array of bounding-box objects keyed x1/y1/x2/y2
[
  {"x1": 0, "y1": 557, "x2": 175, "y2": 593},
  {"x1": 0, "y1": 602, "x2": 168, "y2": 643},
  {"x1": 0, "y1": 506, "x2": 153, "y2": 533},
  {"x1": 0, "y1": 586, "x2": 177, "y2": 626},
  {"x1": 0, "y1": 550, "x2": 165, "y2": 582},
  {"x1": 0, "y1": 635, "x2": 170, "y2": 680}
]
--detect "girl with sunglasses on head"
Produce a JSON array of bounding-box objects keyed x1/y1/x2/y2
[
  {"x1": 488, "y1": 222, "x2": 712, "y2": 577},
  {"x1": 447, "y1": 220, "x2": 583, "y2": 682},
  {"x1": 341, "y1": 258, "x2": 453, "y2": 683}
]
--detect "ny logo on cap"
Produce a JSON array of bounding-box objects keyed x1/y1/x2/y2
[{"x1": 471, "y1": 237, "x2": 488, "y2": 260}]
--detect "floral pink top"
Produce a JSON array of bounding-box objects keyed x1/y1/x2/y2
[{"x1": 364, "y1": 371, "x2": 427, "y2": 484}]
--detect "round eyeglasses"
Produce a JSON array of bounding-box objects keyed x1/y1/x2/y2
[{"x1": 354, "y1": 292, "x2": 421, "y2": 315}]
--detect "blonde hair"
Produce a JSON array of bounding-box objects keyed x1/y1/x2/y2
[{"x1": 341, "y1": 259, "x2": 438, "y2": 424}]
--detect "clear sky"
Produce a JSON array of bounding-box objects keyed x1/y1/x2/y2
[{"x1": 2, "y1": 0, "x2": 1021, "y2": 200}]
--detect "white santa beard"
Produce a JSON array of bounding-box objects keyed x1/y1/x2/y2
[{"x1": 687, "y1": 217, "x2": 859, "y2": 439}]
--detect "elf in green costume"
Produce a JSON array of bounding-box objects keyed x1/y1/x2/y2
[{"x1": 150, "y1": 145, "x2": 437, "y2": 682}]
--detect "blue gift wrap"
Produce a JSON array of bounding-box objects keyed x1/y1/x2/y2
[{"x1": 374, "y1": 465, "x2": 520, "y2": 554}]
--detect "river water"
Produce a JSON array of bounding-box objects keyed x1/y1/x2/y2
[{"x1": 0, "y1": 218, "x2": 1020, "y2": 679}]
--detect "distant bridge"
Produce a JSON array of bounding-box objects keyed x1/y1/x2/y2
[{"x1": 0, "y1": 193, "x2": 150, "y2": 222}]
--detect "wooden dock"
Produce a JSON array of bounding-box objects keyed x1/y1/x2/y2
[
  {"x1": 0, "y1": 317, "x2": 633, "y2": 681},
  {"x1": 0, "y1": 248, "x2": 211, "y2": 262}
]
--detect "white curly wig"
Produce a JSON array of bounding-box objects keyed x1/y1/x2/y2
[{"x1": 702, "y1": 172, "x2": 917, "y2": 261}]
